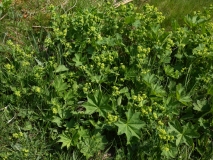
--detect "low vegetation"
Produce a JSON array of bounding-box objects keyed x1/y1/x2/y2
[{"x1": 1, "y1": 0, "x2": 213, "y2": 159}]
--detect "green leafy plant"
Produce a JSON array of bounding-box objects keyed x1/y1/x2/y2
[
  {"x1": 1, "y1": 1, "x2": 213, "y2": 159},
  {"x1": 115, "y1": 109, "x2": 145, "y2": 144}
]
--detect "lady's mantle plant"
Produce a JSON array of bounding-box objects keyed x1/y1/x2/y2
[{"x1": 1, "y1": 2, "x2": 213, "y2": 159}]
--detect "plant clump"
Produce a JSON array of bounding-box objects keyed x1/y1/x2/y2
[{"x1": 1, "y1": 1, "x2": 213, "y2": 159}]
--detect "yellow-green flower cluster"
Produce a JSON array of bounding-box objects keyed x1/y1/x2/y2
[
  {"x1": 21, "y1": 60, "x2": 30, "y2": 67},
  {"x1": 153, "y1": 112, "x2": 158, "y2": 119},
  {"x1": 22, "y1": 148, "x2": 29, "y2": 157},
  {"x1": 6, "y1": 40, "x2": 15, "y2": 48},
  {"x1": 199, "y1": 75, "x2": 211, "y2": 84},
  {"x1": 120, "y1": 63, "x2": 126, "y2": 70},
  {"x1": 137, "y1": 46, "x2": 150, "y2": 54},
  {"x1": 93, "y1": 51, "x2": 118, "y2": 64},
  {"x1": 14, "y1": 90, "x2": 21, "y2": 97},
  {"x1": 137, "y1": 46, "x2": 150, "y2": 66},
  {"x1": 51, "y1": 13, "x2": 69, "y2": 41},
  {"x1": 158, "y1": 120, "x2": 164, "y2": 126},
  {"x1": 132, "y1": 93, "x2": 147, "y2": 103},
  {"x1": 143, "y1": 4, "x2": 165, "y2": 24},
  {"x1": 83, "y1": 83, "x2": 91, "y2": 93},
  {"x1": 166, "y1": 38, "x2": 174, "y2": 51},
  {"x1": 32, "y1": 86, "x2": 41, "y2": 93},
  {"x1": 161, "y1": 144, "x2": 170, "y2": 152},
  {"x1": 135, "y1": 12, "x2": 145, "y2": 21},
  {"x1": 4, "y1": 63, "x2": 14, "y2": 71},
  {"x1": 33, "y1": 66, "x2": 45, "y2": 80},
  {"x1": 52, "y1": 107, "x2": 58, "y2": 114},
  {"x1": 12, "y1": 132, "x2": 23, "y2": 139},
  {"x1": 141, "y1": 106, "x2": 152, "y2": 115},
  {"x1": 44, "y1": 37, "x2": 54, "y2": 47},
  {"x1": 181, "y1": 67, "x2": 188, "y2": 73},
  {"x1": 152, "y1": 102, "x2": 166, "y2": 111},
  {"x1": 107, "y1": 113, "x2": 118, "y2": 124},
  {"x1": 79, "y1": 65, "x2": 87, "y2": 71},
  {"x1": 193, "y1": 44, "x2": 209, "y2": 56},
  {"x1": 48, "y1": 56, "x2": 57, "y2": 68},
  {"x1": 51, "y1": 98, "x2": 61, "y2": 115},
  {"x1": 6, "y1": 41, "x2": 33, "y2": 71},
  {"x1": 112, "y1": 86, "x2": 120, "y2": 96},
  {"x1": 157, "y1": 127, "x2": 174, "y2": 141},
  {"x1": 53, "y1": 27, "x2": 64, "y2": 39},
  {"x1": 207, "y1": 22, "x2": 213, "y2": 32},
  {"x1": 141, "y1": 69, "x2": 150, "y2": 74}
]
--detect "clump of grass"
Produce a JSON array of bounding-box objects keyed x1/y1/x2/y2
[
  {"x1": 136, "y1": 0, "x2": 213, "y2": 28},
  {"x1": 1, "y1": 0, "x2": 213, "y2": 159}
]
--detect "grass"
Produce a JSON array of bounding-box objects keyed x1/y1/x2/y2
[
  {"x1": 0, "y1": 0, "x2": 213, "y2": 159},
  {"x1": 137, "y1": 0, "x2": 213, "y2": 28}
]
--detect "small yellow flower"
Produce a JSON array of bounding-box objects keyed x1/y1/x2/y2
[
  {"x1": 12, "y1": 133, "x2": 19, "y2": 138},
  {"x1": 35, "y1": 87, "x2": 41, "y2": 93},
  {"x1": 32, "y1": 86, "x2": 41, "y2": 93},
  {"x1": 14, "y1": 91, "x2": 21, "y2": 97},
  {"x1": 163, "y1": 146, "x2": 169, "y2": 151},
  {"x1": 19, "y1": 132, "x2": 23, "y2": 137},
  {"x1": 158, "y1": 120, "x2": 164, "y2": 126},
  {"x1": 132, "y1": 95, "x2": 137, "y2": 100},
  {"x1": 153, "y1": 112, "x2": 158, "y2": 119},
  {"x1": 120, "y1": 64, "x2": 125, "y2": 70},
  {"x1": 52, "y1": 108, "x2": 58, "y2": 114},
  {"x1": 141, "y1": 109, "x2": 146, "y2": 114},
  {"x1": 22, "y1": 148, "x2": 29, "y2": 153},
  {"x1": 22, "y1": 61, "x2": 30, "y2": 66},
  {"x1": 83, "y1": 87, "x2": 88, "y2": 92},
  {"x1": 4, "y1": 64, "x2": 14, "y2": 70}
]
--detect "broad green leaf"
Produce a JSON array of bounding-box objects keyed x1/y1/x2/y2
[
  {"x1": 65, "y1": 119, "x2": 76, "y2": 128},
  {"x1": 55, "y1": 65, "x2": 69, "y2": 73},
  {"x1": 53, "y1": 76, "x2": 68, "y2": 92},
  {"x1": 168, "y1": 120, "x2": 183, "y2": 133},
  {"x1": 83, "y1": 90, "x2": 112, "y2": 117},
  {"x1": 168, "y1": 80, "x2": 176, "y2": 91},
  {"x1": 58, "y1": 130, "x2": 79, "y2": 149},
  {"x1": 78, "y1": 127, "x2": 90, "y2": 138},
  {"x1": 72, "y1": 54, "x2": 83, "y2": 66},
  {"x1": 176, "y1": 134, "x2": 183, "y2": 146},
  {"x1": 72, "y1": 81, "x2": 78, "y2": 91},
  {"x1": 119, "y1": 87, "x2": 128, "y2": 94},
  {"x1": 115, "y1": 109, "x2": 145, "y2": 144},
  {"x1": 160, "y1": 51, "x2": 172, "y2": 63},
  {"x1": 150, "y1": 24, "x2": 160, "y2": 39},
  {"x1": 169, "y1": 120, "x2": 200, "y2": 146},
  {"x1": 193, "y1": 100, "x2": 207, "y2": 111},
  {"x1": 150, "y1": 83, "x2": 166, "y2": 97},
  {"x1": 51, "y1": 116, "x2": 62, "y2": 127},
  {"x1": 183, "y1": 123, "x2": 200, "y2": 138},
  {"x1": 207, "y1": 86, "x2": 213, "y2": 95},
  {"x1": 164, "y1": 65, "x2": 180, "y2": 79},
  {"x1": 124, "y1": 68, "x2": 136, "y2": 79},
  {"x1": 58, "y1": 134, "x2": 72, "y2": 149},
  {"x1": 78, "y1": 132, "x2": 107, "y2": 159},
  {"x1": 63, "y1": 89, "x2": 74, "y2": 101},
  {"x1": 143, "y1": 73, "x2": 157, "y2": 87},
  {"x1": 176, "y1": 84, "x2": 192, "y2": 106},
  {"x1": 90, "y1": 74, "x2": 107, "y2": 84}
]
